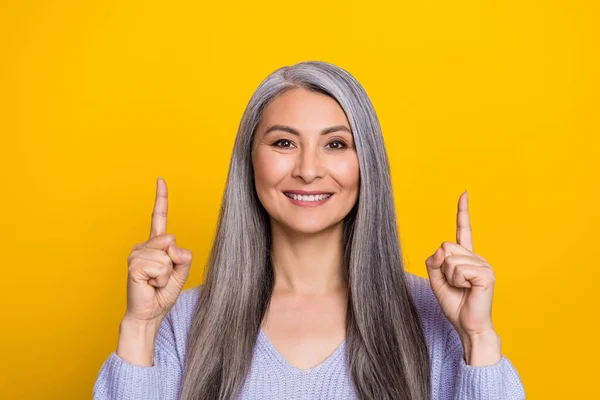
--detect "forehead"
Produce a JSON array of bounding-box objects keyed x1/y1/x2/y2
[{"x1": 258, "y1": 87, "x2": 350, "y2": 129}]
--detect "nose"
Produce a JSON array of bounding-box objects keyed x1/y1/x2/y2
[{"x1": 291, "y1": 146, "x2": 325, "y2": 183}]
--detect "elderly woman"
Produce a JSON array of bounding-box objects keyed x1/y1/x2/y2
[{"x1": 94, "y1": 61, "x2": 525, "y2": 400}]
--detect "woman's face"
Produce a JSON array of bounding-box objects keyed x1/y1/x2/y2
[{"x1": 251, "y1": 87, "x2": 360, "y2": 235}]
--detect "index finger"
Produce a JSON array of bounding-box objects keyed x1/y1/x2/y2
[
  {"x1": 456, "y1": 190, "x2": 473, "y2": 252},
  {"x1": 150, "y1": 177, "x2": 168, "y2": 239}
]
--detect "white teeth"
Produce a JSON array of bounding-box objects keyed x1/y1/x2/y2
[{"x1": 285, "y1": 193, "x2": 332, "y2": 202}]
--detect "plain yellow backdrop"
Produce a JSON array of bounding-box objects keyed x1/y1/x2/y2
[{"x1": 1, "y1": 0, "x2": 598, "y2": 398}]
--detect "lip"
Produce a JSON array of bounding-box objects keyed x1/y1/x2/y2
[{"x1": 282, "y1": 191, "x2": 334, "y2": 208}]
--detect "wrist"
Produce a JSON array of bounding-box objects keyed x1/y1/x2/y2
[
  {"x1": 460, "y1": 330, "x2": 502, "y2": 366},
  {"x1": 116, "y1": 316, "x2": 162, "y2": 366}
]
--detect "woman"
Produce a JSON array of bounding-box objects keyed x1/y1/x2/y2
[{"x1": 93, "y1": 61, "x2": 525, "y2": 400}]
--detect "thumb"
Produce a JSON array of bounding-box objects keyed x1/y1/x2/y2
[
  {"x1": 167, "y1": 244, "x2": 193, "y2": 280},
  {"x1": 425, "y1": 247, "x2": 446, "y2": 286}
]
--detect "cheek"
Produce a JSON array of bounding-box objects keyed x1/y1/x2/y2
[
  {"x1": 328, "y1": 156, "x2": 360, "y2": 190},
  {"x1": 252, "y1": 148, "x2": 293, "y2": 190}
]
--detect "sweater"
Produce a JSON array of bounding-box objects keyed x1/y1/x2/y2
[{"x1": 93, "y1": 272, "x2": 526, "y2": 399}]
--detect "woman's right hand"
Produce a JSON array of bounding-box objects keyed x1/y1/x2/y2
[{"x1": 125, "y1": 177, "x2": 193, "y2": 324}]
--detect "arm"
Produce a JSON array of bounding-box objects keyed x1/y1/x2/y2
[
  {"x1": 93, "y1": 305, "x2": 185, "y2": 400},
  {"x1": 423, "y1": 192, "x2": 526, "y2": 399},
  {"x1": 441, "y1": 323, "x2": 526, "y2": 400}
]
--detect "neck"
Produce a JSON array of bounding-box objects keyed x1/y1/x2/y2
[{"x1": 269, "y1": 219, "x2": 347, "y2": 296}]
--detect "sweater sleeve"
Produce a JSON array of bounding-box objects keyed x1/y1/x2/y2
[
  {"x1": 405, "y1": 272, "x2": 526, "y2": 400},
  {"x1": 92, "y1": 310, "x2": 183, "y2": 400},
  {"x1": 440, "y1": 321, "x2": 526, "y2": 400}
]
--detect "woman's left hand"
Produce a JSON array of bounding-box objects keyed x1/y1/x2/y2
[{"x1": 425, "y1": 191, "x2": 502, "y2": 366}]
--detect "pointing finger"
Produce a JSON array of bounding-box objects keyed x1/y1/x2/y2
[
  {"x1": 456, "y1": 191, "x2": 473, "y2": 252},
  {"x1": 150, "y1": 177, "x2": 168, "y2": 239}
]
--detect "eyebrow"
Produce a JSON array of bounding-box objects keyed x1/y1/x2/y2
[{"x1": 263, "y1": 124, "x2": 352, "y2": 136}]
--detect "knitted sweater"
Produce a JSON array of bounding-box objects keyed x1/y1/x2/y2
[{"x1": 93, "y1": 272, "x2": 525, "y2": 399}]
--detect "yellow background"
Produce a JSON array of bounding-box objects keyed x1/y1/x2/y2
[{"x1": 1, "y1": 0, "x2": 598, "y2": 398}]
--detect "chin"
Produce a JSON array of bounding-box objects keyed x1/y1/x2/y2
[{"x1": 282, "y1": 219, "x2": 341, "y2": 236}]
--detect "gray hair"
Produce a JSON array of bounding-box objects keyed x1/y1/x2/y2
[{"x1": 180, "y1": 61, "x2": 431, "y2": 400}]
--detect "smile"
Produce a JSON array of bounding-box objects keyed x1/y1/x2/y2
[
  {"x1": 283, "y1": 192, "x2": 333, "y2": 207},
  {"x1": 284, "y1": 192, "x2": 332, "y2": 201}
]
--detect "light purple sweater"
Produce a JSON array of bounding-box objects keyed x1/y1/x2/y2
[{"x1": 93, "y1": 272, "x2": 525, "y2": 399}]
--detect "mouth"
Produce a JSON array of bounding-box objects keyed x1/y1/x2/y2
[
  {"x1": 282, "y1": 192, "x2": 333, "y2": 206},
  {"x1": 283, "y1": 192, "x2": 333, "y2": 202}
]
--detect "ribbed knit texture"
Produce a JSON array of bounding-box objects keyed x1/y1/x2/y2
[{"x1": 93, "y1": 272, "x2": 525, "y2": 399}]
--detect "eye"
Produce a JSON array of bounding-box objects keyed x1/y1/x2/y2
[
  {"x1": 326, "y1": 140, "x2": 347, "y2": 150},
  {"x1": 272, "y1": 139, "x2": 295, "y2": 149}
]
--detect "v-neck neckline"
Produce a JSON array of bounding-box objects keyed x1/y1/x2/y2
[{"x1": 258, "y1": 328, "x2": 347, "y2": 374}]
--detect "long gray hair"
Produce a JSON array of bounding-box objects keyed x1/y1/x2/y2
[{"x1": 180, "y1": 61, "x2": 431, "y2": 400}]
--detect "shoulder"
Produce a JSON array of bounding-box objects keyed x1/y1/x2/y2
[
  {"x1": 173, "y1": 285, "x2": 203, "y2": 315},
  {"x1": 155, "y1": 285, "x2": 204, "y2": 364},
  {"x1": 164, "y1": 284, "x2": 203, "y2": 333},
  {"x1": 403, "y1": 271, "x2": 462, "y2": 356},
  {"x1": 404, "y1": 271, "x2": 443, "y2": 319},
  {"x1": 404, "y1": 271, "x2": 431, "y2": 307}
]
